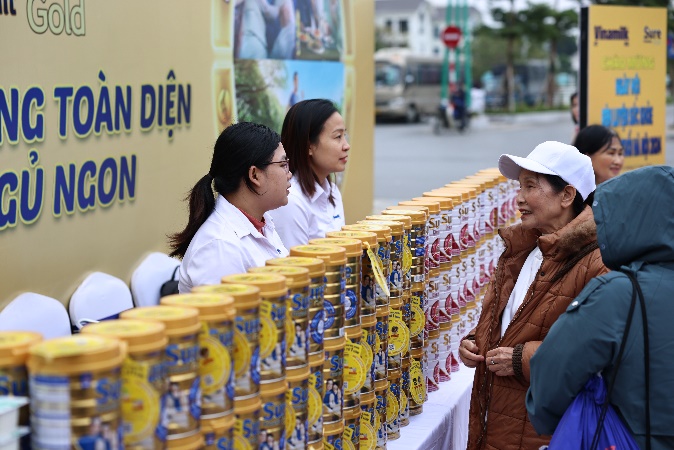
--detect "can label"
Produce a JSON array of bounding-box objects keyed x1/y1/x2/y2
[
  {"x1": 344, "y1": 412, "x2": 360, "y2": 449},
  {"x1": 343, "y1": 342, "x2": 366, "y2": 407},
  {"x1": 235, "y1": 314, "x2": 261, "y2": 397},
  {"x1": 30, "y1": 370, "x2": 123, "y2": 449},
  {"x1": 375, "y1": 388, "x2": 387, "y2": 447},
  {"x1": 324, "y1": 432, "x2": 343, "y2": 450},
  {"x1": 359, "y1": 410, "x2": 376, "y2": 450},
  {"x1": 260, "y1": 301, "x2": 286, "y2": 382},
  {"x1": 409, "y1": 360, "x2": 425, "y2": 405},
  {"x1": 307, "y1": 373, "x2": 323, "y2": 443},
  {"x1": 121, "y1": 355, "x2": 167, "y2": 446},
  {"x1": 204, "y1": 428, "x2": 233, "y2": 450},
  {"x1": 323, "y1": 346, "x2": 344, "y2": 423},
  {"x1": 261, "y1": 391, "x2": 286, "y2": 450},
  {"x1": 235, "y1": 407, "x2": 260, "y2": 450},
  {"x1": 344, "y1": 289, "x2": 358, "y2": 322},
  {"x1": 200, "y1": 322, "x2": 234, "y2": 416},
  {"x1": 360, "y1": 329, "x2": 375, "y2": 393},
  {"x1": 286, "y1": 376, "x2": 309, "y2": 450},
  {"x1": 387, "y1": 309, "x2": 409, "y2": 358},
  {"x1": 323, "y1": 301, "x2": 345, "y2": 339}
]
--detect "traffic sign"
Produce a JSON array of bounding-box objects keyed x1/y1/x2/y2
[{"x1": 441, "y1": 25, "x2": 462, "y2": 49}]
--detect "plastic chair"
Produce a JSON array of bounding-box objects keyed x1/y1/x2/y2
[
  {"x1": 69, "y1": 272, "x2": 134, "y2": 330},
  {"x1": 0, "y1": 292, "x2": 72, "y2": 339},
  {"x1": 130, "y1": 252, "x2": 181, "y2": 307}
]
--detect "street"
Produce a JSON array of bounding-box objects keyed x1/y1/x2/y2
[{"x1": 373, "y1": 109, "x2": 674, "y2": 212}]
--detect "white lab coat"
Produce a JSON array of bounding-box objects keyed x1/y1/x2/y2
[
  {"x1": 178, "y1": 195, "x2": 289, "y2": 293},
  {"x1": 269, "y1": 176, "x2": 346, "y2": 249}
]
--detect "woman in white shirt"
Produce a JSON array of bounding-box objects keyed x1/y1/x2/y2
[
  {"x1": 269, "y1": 99, "x2": 349, "y2": 248},
  {"x1": 169, "y1": 122, "x2": 292, "y2": 293}
]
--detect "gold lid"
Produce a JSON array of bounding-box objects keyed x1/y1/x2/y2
[
  {"x1": 161, "y1": 293, "x2": 235, "y2": 322},
  {"x1": 359, "y1": 219, "x2": 403, "y2": 235},
  {"x1": 438, "y1": 185, "x2": 474, "y2": 197},
  {"x1": 342, "y1": 224, "x2": 392, "y2": 243},
  {"x1": 387, "y1": 368, "x2": 402, "y2": 379},
  {"x1": 410, "y1": 347, "x2": 423, "y2": 358},
  {"x1": 323, "y1": 419, "x2": 345, "y2": 435},
  {"x1": 121, "y1": 305, "x2": 201, "y2": 337},
  {"x1": 343, "y1": 406, "x2": 362, "y2": 420},
  {"x1": 0, "y1": 331, "x2": 42, "y2": 367},
  {"x1": 382, "y1": 208, "x2": 427, "y2": 224},
  {"x1": 260, "y1": 378, "x2": 287, "y2": 396},
  {"x1": 430, "y1": 189, "x2": 468, "y2": 202},
  {"x1": 234, "y1": 394, "x2": 262, "y2": 414},
  {"x1": 28, "y1": 335, "x2": 126, "y2": 375},
  {"x1": 309, "y1": 238, "x2": 362, "y2": 258},
  {"x1": 401, "y1": 356, "x2": 410, "y2": 369},
  {"x1": 345, "y1": 325, "x2": 362, "y2": 340},
  {"x1": 451, "y1": 179, "x2": 487, "y2": 192},
  {"x1": 82, "y1": 319, "x2": 167, "y2": 354},
  {"x1": 290, "y1": 245, "x2": 348, "y2": 266},
  {"x1": 192, "y1": 283, "x2": 260, "y2": 309},
  {"x1": 324, "y1": 335, "x2": 346, "y2": 351},
  {"x1": 326, "y1": 231, "x2": 378, "y2": 249},
  {"x1": 360, "y1": 390, "x2": 375, "y2": 404},
  {"x1": 222, "y1": 273, "x2": 287, "y2": 297},
  {"x1": 416, "y1": 195, "x2": 454, "y2": 210},
  {"x1": 287, "y1": 364, "x2": 311, "y2": 382},
  {"x1": 248, "y1": 266, "x2": 310, "y2": 288},
  {"x1": 399, "y1": 200, "x2": 439, "y2": 215},
  {"x1": 166, "y1": 431, "x2": 204, "y2": 450},
  {"x1": 375, "y1": 305, "x2": 389, "y2": 317},
  {"x1": 439, "y1": 321, "x2": 452, "y2": 330},
  {"x1": 266, "y1": 256, "x2": 326, "y2": 279},
  {"x1": 361, "y1": 314, "x2": 376, "y2": 327},
  {"x1": 309, "y1": 352, "x2": 324, "y2": 367},
  {"x1": 366, "y1": 214, "x2": 411, "y2": 229},
  {"x1": 201, "y1": 413, "x2": 234, "y2": 434},
  {"x1": 389, "y1": 296, "x2": 403, "y2": 309},
  {"x1": 374, "y1": 379, "x2": 389, "y2": 391}
]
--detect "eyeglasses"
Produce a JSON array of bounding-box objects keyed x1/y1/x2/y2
[{"x1": 261, "y1": 158, "x2": 291, "y2": 174}]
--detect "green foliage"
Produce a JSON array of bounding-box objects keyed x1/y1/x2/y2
[{"x1": 234, "y1": 60, "x2": 287, "y2": 133}]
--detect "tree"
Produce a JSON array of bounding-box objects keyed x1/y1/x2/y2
[
  {"x1": 521, "y1": 4, "x2": 578, "y2": 108},
  {"x1": 234, "y1": 60, "x2": 287, "y2": 132},
  {"x1": 482, "y1": 0, "x2": 528, "y2": 112}
]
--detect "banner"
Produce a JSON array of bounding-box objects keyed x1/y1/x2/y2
[
  {"x1": 0, "y1": 0, "x2": 374, "y2": 305},
  {"x1": 580, "y1": 5, "x2": 667, "y2": 170}
]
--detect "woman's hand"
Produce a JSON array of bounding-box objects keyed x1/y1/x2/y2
[
  {"x1": 486, "y1": 347, "x2": 515, "y2": 377},
  {"x1": 459, "y1": 339, "x2": 484, "y2": 368}
]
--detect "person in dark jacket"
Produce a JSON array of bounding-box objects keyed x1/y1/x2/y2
[{"x1": 526, "y1": 165, "x2": 674, "y2": 449}]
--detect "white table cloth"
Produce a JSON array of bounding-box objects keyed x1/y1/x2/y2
[{"x1": 388, "y1": 367, "x2": 475, "y2": 450}]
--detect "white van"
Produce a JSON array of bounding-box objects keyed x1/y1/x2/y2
[{"x1": 375, "y1": 48, "x2": 443, "y2": 122}]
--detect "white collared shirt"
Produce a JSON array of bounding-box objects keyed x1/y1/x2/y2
[
  {"x1": 269, "y1": 175, "x2": 346, "y2": 249},
  {"x1": 500, "y1": 246, "x2": 544, "y2": 337},
  {"x1": 178, "y1": 195, "x2": 289, "y2": 293}
]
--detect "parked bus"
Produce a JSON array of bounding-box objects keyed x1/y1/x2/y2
[{"x1": 375, "y1": 48, "x2": 443, "y2": 122}]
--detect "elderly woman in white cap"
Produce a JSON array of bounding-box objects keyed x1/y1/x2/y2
[{"x1": 459, "y1": 141, "x2": 609, "y2": 450}]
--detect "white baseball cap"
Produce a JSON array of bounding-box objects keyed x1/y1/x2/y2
[{"x1": 498, "y1": 141, "x2": 596, "y2": 201}]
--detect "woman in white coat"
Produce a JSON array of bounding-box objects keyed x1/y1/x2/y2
[
  {"x1": 270, "y1": 99, "x2": 350, "y2": 248},
  {"x1": 169, "y1": 122, "x2": 292, "y2": 292}
]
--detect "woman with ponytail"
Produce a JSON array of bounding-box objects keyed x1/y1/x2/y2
[{"x1": 169, "y1": 122, "x2": 292, "y2": 293}]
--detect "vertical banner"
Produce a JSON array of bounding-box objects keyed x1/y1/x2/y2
[
  {"x1": 580, "y1": 5, "x2": 667, "y2": 170},
  {"x1": 0, "y1": 1, "x2": 373, "y2": 305}
]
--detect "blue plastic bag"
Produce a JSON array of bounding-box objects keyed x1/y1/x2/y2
[{"x1": 548, "y1": 375, "x2": 639, "y2": 450}]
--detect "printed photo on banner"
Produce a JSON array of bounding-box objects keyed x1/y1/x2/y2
[
  {"x1": 234, "y1": 59, "x2": 344, "y2": 132},
  {"x1": 232, "y1": 0, "x2": 344, "y2": 61}
]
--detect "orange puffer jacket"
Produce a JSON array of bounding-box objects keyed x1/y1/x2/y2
[{"x1": 466, "y1": 206, "x2": 608, "y2": 450}]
